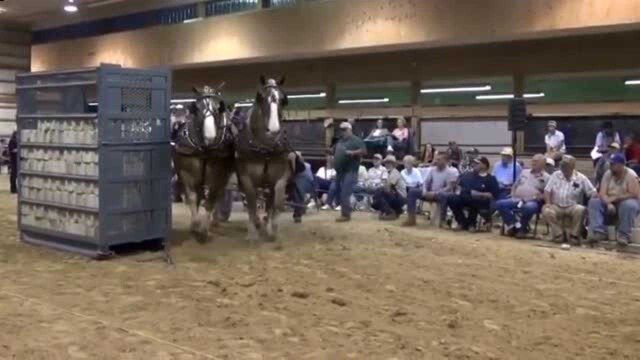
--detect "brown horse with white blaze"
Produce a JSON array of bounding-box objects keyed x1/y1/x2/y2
[
  {"x1": 173, "y1": 85, "x2": 235, "y2": 243},
  {"x1": 232, "y1": 76, "x2": 291, "y2": 243}
]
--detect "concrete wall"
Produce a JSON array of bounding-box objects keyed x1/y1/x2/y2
[{"x1": 31, "y1": 0, "x2": 640, "y2": 71}]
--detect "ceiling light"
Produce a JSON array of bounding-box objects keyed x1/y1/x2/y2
[
  {"x1": 288, "y1": 92, "x2": 326, "y2": 99},
  {"x1": 183, "y1": 17, "x2": 203, "y2": 24},
  {"x1": 338, "y1": 98, "x2": 390, "y2": 104},
  {"x1": 64, "y1": 0, "x2": 79, "y2": 13},
  {"x1": 171, "y1": 99, "x2": 196, "y2": 104},
  {"x1": 0, "y1": 7, "x2": 7, "y2": 14},
  {"x1": 420, "y1": 85, "x2": 491, "y2": 94},
  {"x1": 234, "y1": 102, "x2": 254, "y2": 108},
  {"x1": 625, "y1": 80, "x2": 640, "y2": 86},
  {"x1": 475, "y1": 93, "x2": 545, "y2": 100}
]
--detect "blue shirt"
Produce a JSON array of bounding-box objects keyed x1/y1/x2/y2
[
  {"x1": 492, "y1": 162, "x2": 522, "y2": 189},
  {"x1": 458, "y1": 172, "x2": 500, "y2": 199}
]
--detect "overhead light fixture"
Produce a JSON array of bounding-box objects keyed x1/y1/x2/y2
[
  {"x1": 183, "y1": 17, "x2": 203, "y2": 24},
  {"x1": 420, "y1": 85, "x2": 492, "y2": 94},
  {"x1": 234, "y1": 102, "x2": 254, "y2": 108},
  {"x1": 171, "y1": 99, "x2": 196, "y2": 104},
  {"x1": 338, "y1": 98, "x2": 390, "y2": 104},
  {"x1": 475, "y1": 93, "x2": 545, "y2": 100},
  {"x1": 288, "y1": 92, "x2": 326, "y2": 99},
  {"x1": 0, "y1": 7, "x2": 7, "y2": 14},
  {"x1": 624, "y1": 80, "x2": 640, "y2": 86},
  {"x1": 64, "y1": 0, "x2": 78, "y2": 13},
  {"x1": 88, "y1": 102, "x2": 99, "y2": 106}
]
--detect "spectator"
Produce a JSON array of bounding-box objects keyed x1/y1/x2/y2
[
  {"x1": 545, "y1": 120, "x2": 566, "y2": 163},
  {"x1": 545, "y1": 157, "x2": 556, "y2": 175},
  {"x1": 372, "y1": 155, "x2": 407, "y2": 220},
  {"x1": 496, "y1": 154, "x2": 550, "y2": 238},
  {"x1": 492, "y1": 147, "x2": 522, "y2": 200},
  {"x1": 8, "y1": 131, "x2": 17, "y2": 194},
  {"x1": 364, "y1": 119, "x2": 391, "y2": 154},
  {"x1": 448, "y1": 156, "x2": 499, "y2": 232},
  {"x1": 447, "y1": 141, "x2": 463, "y2": 168},
  {"x1": 333, "y1": 122, "x2": 366, "y2": 222},
  {"x1": 458, "y1": 147, "x2": 480, "y2": 174},
  {"x1": 587, "y1": 154, "x2": 640, "y2": 246},
  {"x1": 289, "y1": 152, "x2": 314, "y2": 223},
  {"x1": 315, "y1": 155, "x2": 337, "y2": 209},
  {"x1": 594, "y1": 142, "x2": 623, "y2": 187},
  {"x1": 592, "y1": 121, "x2": 621, "y2": 167},
  {"x1": 388, "y1": 117, "x2": 410, "y2": 156},
  {"x1": 403, "y1": 152, "x2": 459, "y2": 227},
  {"x1": 353, "y1": 164, "x2": 369, "y2": 204},
  {"x1": 421, "y1": 143, "x2": 437, "y2": 165},
  {"x1": 366, "y1": 154, "x2": 388, "y2": 191},
  {"x1": 542, "y1": 155, "x2": 596, "y2": 244},
  {"x1": 400, "y1": 155, "x2": 423, "y2": 190},
  {"x1": 623, "y1": 133, "x2": 640, "y2": 174}
]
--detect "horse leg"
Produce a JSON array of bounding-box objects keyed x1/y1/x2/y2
[
  {"x1": 237, "y1": 169, "x2": 261, "y2": 244},
  {"x1": 205, "y1": 159, "x2": 233, "y2": 235},
  {"x1": 266, "y1": 175, "x2": 288, "y2": 243}
]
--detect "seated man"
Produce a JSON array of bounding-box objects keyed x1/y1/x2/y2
[
  {"x1": 364, "y1": 119, "x2": 391, "y2": 154},
  {"x1": 545, "y1": 120, "x2": 566, "y2": 163},
  {"x1": 594, "y1": 142, "x2": 623, "y2": 187},
  {"x1": 400, "y1": 155, "x2": 423, "y2": 191},
  {"x1": 542, "y1": 155, "x2": 596, "y2": 244},
  {"x1": 372, "y1": 155, "x2": 407, "y2": 220},
  {"x1": 496, "y1": 154, "x2": 550, "y2": 238},
  {"x1": 492, "y1": 147, "x2": 522, "y2": 200},
  {"x1": 365, "y1": 154, "x2": 388, "y2": 192},
  {"x1": 448, "y1": 156, "x2": 499, "y2": 232},
  {"x1": 288, "y1": 152, "x2": 315, "y2": 223},
  {"x1": 587, "y1": 153, "x2": 640, "y2": 246},
  {"x1": 624, "y1": 133, "x2": 640, "y2": 174},
  {"x1": 403, "y1": 152, "x2": 459, "y2": 227},
  {"x1": 353, "y1": 164, "x2": 369, "y2": 205}
]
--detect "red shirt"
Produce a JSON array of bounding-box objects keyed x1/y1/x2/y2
[{"x1": 625, "y1": 143, "x2": 640, "y2": 163}]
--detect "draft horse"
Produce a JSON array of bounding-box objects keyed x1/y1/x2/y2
[
  {"x1": 232, "y1": 76, "x2": 291, "y2": 243},
  {"x1": 173, "y1": 85, "x2": 235, "y2": 243}
]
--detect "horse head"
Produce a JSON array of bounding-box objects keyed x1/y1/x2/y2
[
  {"x1": 191, "y1": 83, "x2": 227, "y2": 146},
  {"x1": 254, "y1": 75, "x2": 287, "y2": 134}
]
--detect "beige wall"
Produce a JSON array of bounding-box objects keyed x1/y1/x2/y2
[{"x1": 32, "y1": 0, "x2": 640, "y2": 71}]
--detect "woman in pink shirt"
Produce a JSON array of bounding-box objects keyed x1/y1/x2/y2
[{"x1": 388, "y1": 117, "x2": 410, "y2": 156}]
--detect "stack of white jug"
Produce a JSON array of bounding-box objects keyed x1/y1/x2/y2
[
  {"x1": 20, "y1": 148, "x2": 99, "y2": 176},
  {"x1": 21, "y1": 204, "x2": 99, "y2": 238},
  {"x1": 22, "y1": 176, "x2": 99, "y2": 208},
  {"x1": 20, "y1": 119, "x2": 98, "y2": 145}
]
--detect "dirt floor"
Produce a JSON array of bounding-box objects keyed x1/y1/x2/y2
[{"x1": 1, "y1": 177, "x2": 640, "y2": 359}]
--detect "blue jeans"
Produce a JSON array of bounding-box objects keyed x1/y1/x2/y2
[
  {"x1": 588, "y1": 198, "x2": 640, "y2": 240},
  {"x1": 335, "y1": 171, "x2": 358, "y2": 218},
  {"x1": 496, "y1": 198, "x2": 541, "y2": 229}
]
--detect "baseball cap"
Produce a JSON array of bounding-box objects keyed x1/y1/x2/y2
[
  {"x1": 339, "y1": 122, "x2": 352, "y2": 130},
  {"x1": 373, "y1": 153, "x2": 383, "y2": 160},
  {"x1": 547, "y1": 120, "x2": 557, "y2": 128},
  {"x1": 610, "y1": 153, "x2": 626, "y2": 165},
  {"x1": 500, "y1": 147, "x2": 514, "y2": 156}
]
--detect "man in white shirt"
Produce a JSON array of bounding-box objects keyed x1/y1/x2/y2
[
  {"x1": 542, "y1": 155, "x2": 596, "y2": 244},
  {"x1": 366, "y1": 154, "x2": 388, "y2": 191},
  {"x1": 314, "y1": 155, "x2": 337, "y2": 209},
  {"x1": 403, "y1": 153, "x2": 459, "y2": 227},
  {"x1": 545, "y1": 120, "x2": 566, "y2": 162}
]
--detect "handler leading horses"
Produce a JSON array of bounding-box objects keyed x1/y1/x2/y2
[{"x1": 232, "y1": 76, "x2": 291, "y2": 243}]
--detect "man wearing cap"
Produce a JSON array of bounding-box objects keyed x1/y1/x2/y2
[
  {"x1": 594, "y1": 142, "x2": 623, "y2": 187},
  {"x1": 545, "y1": 121, "x2": 566, "y2": 162},
  {"x1": 372, "y1": 155, "x2": 407, "y2": 220},
  {"x1": 448, "y1": 156, "x2": 500, "y2": 231},
  {"x1": 334, "y1": 121, "x2": 367, "y2": 222},
  {"x1": 403, "y1": 152, "x2": 459, "y2": 227},
  {"x1": 492, "y1": 147, "x2": 522, "y2": 200},
  {"x1": 542, "y1": 155, "x2": 597, "y2": 244},
  {"x1": 496, "y1": 154, "x2": 550, "y2": 238},
  {"x1": 587, "y1": 153, "x2": 640, "y2": 246}
]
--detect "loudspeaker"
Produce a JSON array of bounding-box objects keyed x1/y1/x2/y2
[{"x1": 508, "y1": 98, "x2": 527, "y2": 131}]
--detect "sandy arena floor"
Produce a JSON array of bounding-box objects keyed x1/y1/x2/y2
[{"x1": 1, "y1": 176, "x2": 640, "y2": 359}]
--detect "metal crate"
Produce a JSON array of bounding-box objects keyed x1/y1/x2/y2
[{"x1": 16, "y1": 64, "x2": 172, "y2": 258}]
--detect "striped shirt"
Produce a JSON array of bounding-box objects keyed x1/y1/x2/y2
[{"x1": 545, "y1": 170, "x2": 596, "y2": 208}]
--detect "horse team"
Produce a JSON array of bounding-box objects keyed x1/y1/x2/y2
[{"x1": 172, "y1": 76, "x2": 291, "y2": 244}]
